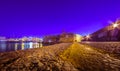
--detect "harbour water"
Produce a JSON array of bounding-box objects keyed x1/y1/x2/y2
[{"x1": 0, "y1": 41, "x2": 42, "y2": 52}]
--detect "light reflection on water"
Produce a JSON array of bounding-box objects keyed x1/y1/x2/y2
[{"x1": 0, "y1": 41, "x2": 42, "y2": 52}]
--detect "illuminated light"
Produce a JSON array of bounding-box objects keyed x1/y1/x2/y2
[
  {"x1": 85, "y1": 47, "x2": 91, "y2": 50},
  {"x1": 40, "y1": 43, "x2": 43, "y2": 47},
  {"x1": 113, "y1": 23, "x2": 119, "y2": 28},
  {"x1": 15, "y1": 43, "x2": 18, "y2": 50},
  {"x1": 75, "y1": 34, "x2": 82, "y2": 42},
  {"x1": 86, "y1": 35, "x2": 90, "y2": 38},
  {"x1": 21, "y1": 43, "x2": 24, "y2": 50},
  {"x1": 35, "y1": 42, "x2": 38, "y2": 48},
  {"x1": 29, "y1": 42, "x2": 33, "y2": 48}
]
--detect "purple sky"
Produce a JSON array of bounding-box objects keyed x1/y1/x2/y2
[{"x1": 0, "y1": 0, "x2": 120, "y2": 37}]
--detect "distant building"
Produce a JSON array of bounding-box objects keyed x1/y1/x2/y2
[
  {"x1": 6, "y1": 37, "x2": 42, "y2": 42},
  {"x1": 59, "y1": 32, "x2": 82, "y2": 42},
  {"x1": 59, "y1": 32, "x2": 75, "y2": 42},
  {"x1": 31, "y1": 37, "x2": 42, "y2": 42},
  {"x1": 7, "y1": 38, "x2": 19, "y2": 41},
  {"x1": 0, "y1": 37, "x2": 6, "y2": 41},
  {"x1": 43, "y1": 32, "x2": 82, "y2": 44},
  {"x1": 20, "y1": 37, "x2": 42, "y2": 42},
  {"x1": 21, "y1": 37, "x2": 29, "y2": 41},
  {"x1": 43, "y1": 35, "x2": 60, "y2": 44}
]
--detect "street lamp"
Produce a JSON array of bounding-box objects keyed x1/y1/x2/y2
[
  {"x1": 113, "y1": 23, "x2": 119, "y2": 28},
  {"x1": 108, "y1": 22, "x2": 119, "y2": 41}
]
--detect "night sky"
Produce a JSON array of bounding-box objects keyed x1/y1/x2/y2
[{"x1": 0, "y1": 0, "x2": 120, "y2": 38}]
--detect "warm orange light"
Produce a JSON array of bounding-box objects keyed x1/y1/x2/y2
[{"x1": 85, "y1": 47, "x2": 91, "y2": 50}]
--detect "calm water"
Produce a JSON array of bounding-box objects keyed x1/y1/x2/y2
[{"x1": 0, "y1": 41, "x2": 42, "y2": 52}]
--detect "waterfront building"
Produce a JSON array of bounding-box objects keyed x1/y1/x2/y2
[{"x1": 43, "y1": 32, "x2": 82, "y2": 43}]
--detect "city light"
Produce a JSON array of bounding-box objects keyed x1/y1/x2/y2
[{"x1": 29, "y1": 42, "x2": 33, "y2": 48}]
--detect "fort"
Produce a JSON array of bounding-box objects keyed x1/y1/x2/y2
[{"x1": 43, "y1": 32, "x2": 82, "y2": 44}]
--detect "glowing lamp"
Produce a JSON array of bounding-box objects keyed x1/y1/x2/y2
[{"x1": 113, "y1": 23, "x2": 119, "y2": 28}]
